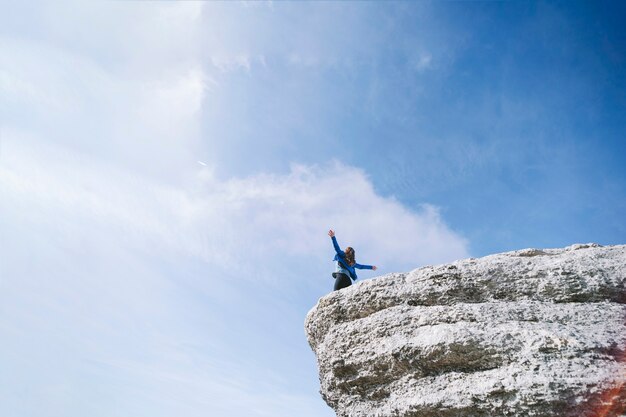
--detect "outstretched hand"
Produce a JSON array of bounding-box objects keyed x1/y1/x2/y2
[
  {"x1": 372, "y1": 265, "x2": 378, "y2": 271},
  {"x1": 328, "y1": 229, "x2": 335, "y2": 238}
]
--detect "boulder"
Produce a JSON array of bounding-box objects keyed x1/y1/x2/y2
[{"x1": 305, "y1": 244, "x2": 626, "y2": 417}]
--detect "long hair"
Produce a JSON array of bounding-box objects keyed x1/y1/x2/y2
[{"x1": 344, "y1": 247, "x2": 355, "y2": 266}]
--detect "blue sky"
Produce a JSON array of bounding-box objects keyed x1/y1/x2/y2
[{"x1": 1, "y1": 2, "x2": 624, "y2": 417}]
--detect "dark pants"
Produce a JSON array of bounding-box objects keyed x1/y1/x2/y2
[{"x1": 333, "y1": 272, "x2": 352, "y2": 291}]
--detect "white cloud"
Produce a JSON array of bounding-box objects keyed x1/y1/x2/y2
[
  {"x1": 1, "y1": 133, "x2": 467, "y2": 417},
  {"x1": 137, "y1": 67, "x2": 207, "y2": 134},
  {"x1": 415, "y1": 52, "x2": 433, "y2": 71},
  {"x1": 211, "y1": 55, "x2": 253, "y2": 73},
  {"x1": 1, "y1": 133, "x2": 468, "y2": 279},
  {"x1": 0, "y1": 3, "x2": 469, "y2": 416},
  {"x1": 0, "y1": 2, "x2": 206, "y2": 184},
  {"x1": 288, "y1": 53, "x2": 322, "y2": 67}
]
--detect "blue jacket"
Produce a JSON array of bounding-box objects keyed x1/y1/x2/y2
[{"x1": 331, "y1": 236, "x2": 374, "y2": 281}]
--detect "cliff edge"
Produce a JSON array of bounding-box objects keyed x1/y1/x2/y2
[{"x1": 305, "y1": 244, "x2": 626, "y2": 417}]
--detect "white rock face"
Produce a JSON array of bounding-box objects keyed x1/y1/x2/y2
[{"x1": 305, "y1": 244, "x2": 626, "y2": 417}]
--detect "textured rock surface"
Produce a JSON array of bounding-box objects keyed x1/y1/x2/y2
[{"x1": 305, "y1": 244, "x2": 626, "y2": 417}]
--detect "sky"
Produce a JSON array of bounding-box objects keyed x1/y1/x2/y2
[{"x1": 1, "y1": 1, "x2": 625, "y2": 417}]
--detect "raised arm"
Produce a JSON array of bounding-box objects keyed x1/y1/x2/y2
[
  {"x1": 328, "y1": 229, "x2": 344, "y2": 256},
  {"x1": 355, "y1": 263, "x2": 378, "y2": 271}
]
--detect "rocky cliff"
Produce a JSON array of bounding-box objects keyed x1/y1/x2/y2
[{"x1": 305, "y1": 244, "x2": 626, "y2": 417}]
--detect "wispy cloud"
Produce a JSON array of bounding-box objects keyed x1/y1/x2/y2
[
  {"x1": 0, "y1": 2, "x2": 206, "y2": 184},
  {"x1": 0, "y1": 2, "x2": 474, "y2": 416},
  {"x1": 415, "y1": 52, "x2": 433, "y2": 72},
  {"x1": 1, "y1": 134, "x2": 468, "y2": 276},
  {"x1": 0, "y1": 132, "x2": 467, "y2": 416}
]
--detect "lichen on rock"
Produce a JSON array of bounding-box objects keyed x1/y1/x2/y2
[{"x1": 305, "y1": 244, "x2": 626, "y2": 417}]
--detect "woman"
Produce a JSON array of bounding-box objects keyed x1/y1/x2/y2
[{"x1": 328, "y1": 229, "x2": 377, "y2": 291}]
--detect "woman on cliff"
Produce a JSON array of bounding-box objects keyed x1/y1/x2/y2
[{"x1": 328, "y1": 229, "x2": 377, "y2": 291}]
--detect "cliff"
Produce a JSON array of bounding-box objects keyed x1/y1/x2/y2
[{"x1": 305, "y1": 244, "x2": 626, "y2": 417}]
